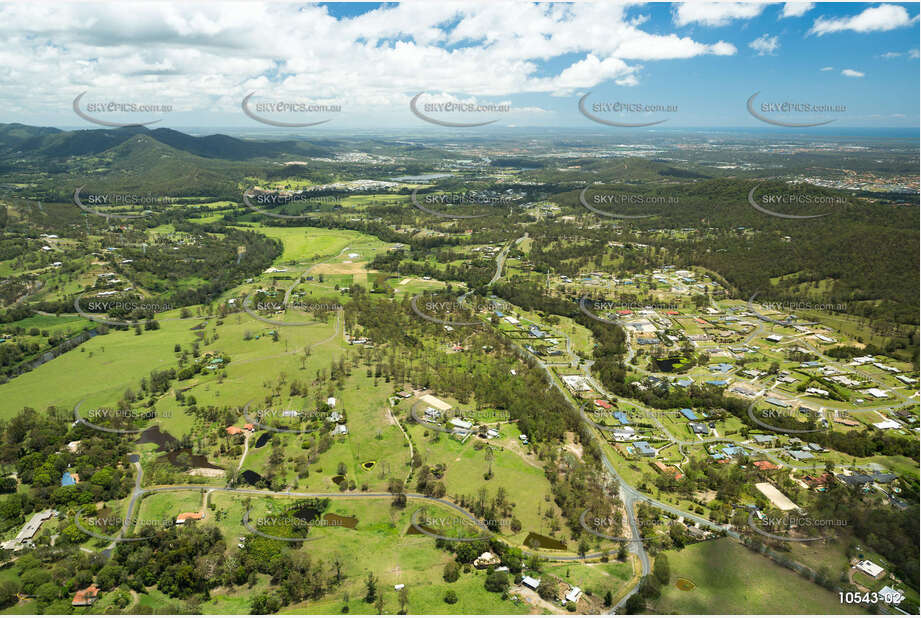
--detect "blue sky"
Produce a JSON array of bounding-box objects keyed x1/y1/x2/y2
[{"x1": 0, "y1": 2, "x2": 917, "y2": 130}]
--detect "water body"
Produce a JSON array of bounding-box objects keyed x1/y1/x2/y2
[
  {"x1": 136, "y1": 426, "x2": 180, "y2": 451},
  {"x1": 253, "y1": 432, "x2": 271, "y2": 448},
  {"x1": 324, "y1": 513, "x2": 358, "y2": 529},
  {"x1": 389, "y1": 173, "x2": 452, "y2": 182},
  {"x1": 159, "y1": 448, "x2": 223, "y2": 470},
  {"x1": 240, "y1": 469, "x2": 263, "y2": 485},
  {"x1": 653, "y1": 356, "x2": 689, "y2": 373},
  {"x1": 523, "y1": 531, "x2": 566, "y2": 550}
]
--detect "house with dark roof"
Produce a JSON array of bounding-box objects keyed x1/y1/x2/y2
[
  {"x1": 689, "y1": 422, "x2": 709, "y2": 435},
  {"x1": 837, "y1": 474, "x2": 875, "y2": 489}
]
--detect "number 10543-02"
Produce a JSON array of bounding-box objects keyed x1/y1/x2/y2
[{"x1": 839, "y1": 591, "x2": 904, "y2": 605}]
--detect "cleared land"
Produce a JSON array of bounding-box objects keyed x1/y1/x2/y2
[{"x1": 650, "y1": 538, "x2": 866, "y2": 615}]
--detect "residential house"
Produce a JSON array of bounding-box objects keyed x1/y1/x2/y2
[
  {"x1": 176, "y1": 512, "x2": 204, "y2": 525},
  {"x1": 855, "y1": 560, "x2": 885, "y2": 579},
  {"x1": 72, "y1": 585, "x2": 100, "y2": 607},
  {"x1": 521, "y1": 576, "x2": 541, "y2": 590}
]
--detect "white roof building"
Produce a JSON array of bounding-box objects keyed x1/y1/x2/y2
[
  {"x1": 561, "y1": 375, "x2": 591, "y2": 392},
  {"x1": 449, "y1": 418, "x2": 473, "y2": 431},
  {"x1": 855, "y1": 560, "x2": 884, "y2": 578},
  {"x1": 564, "y1": 586, "x2": 583, "y2": 604},
  {"x1": 873, "y1": 419, "x2": 900, "y2": 430},
  {"x1": 521, "y1": 576, "x2": 541, "y2": 590},
  {"x1": 878, "y1": 585, "x2": 904, "y2": 605}
]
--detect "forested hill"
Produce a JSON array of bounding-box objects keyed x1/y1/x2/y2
[
  {"x1": 0, "y1": 123, "x2": 335, "y2": 160},
  {"x1": 550, "y1": 178, "x2": 919, "y2": 326}
]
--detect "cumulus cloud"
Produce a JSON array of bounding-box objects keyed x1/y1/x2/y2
[
  {"x1": 810, "y1": 4, "x2": 917, "y2": 35},
  {"x1": 820, "y1": 66, "x2": 834, "y2": 71},
  {"x1": 781, "y1": 3, "x2": 814, "y2": 18},
  {"x1": 841, "y1": 69, "x2": 865, "y2": 78},
  {"x1": 673, "y1": 2, "x2": 766, "y2": 27},
  {"x1": 749, "y1": 34, "x2": 779, "y2": 55},
  {"x1": 0, "y1": 2, "x2": 743, "y2": 121}
]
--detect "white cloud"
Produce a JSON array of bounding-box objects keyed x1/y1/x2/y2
[
  {"x1": 910, "y1": 49, "x2": 920, "y2": 59},
  {"x1": 820, "y1": 66, "x2": 834, "y2": 71},
  {"x1": 781, "y1": 3, "x2": 814, "y2": 18},
  {"x1": 673, "y1": 2, "x2": 766, "y2": 27},
  {"x1": 810, "y1": 4, "x2": 917, "y2": 35},
  {"x1": 0, "y1": 2, "x2": 745, "y2": 122},
  {"x1": 749, "y1": 34, "x2": 779, "y2": 55},
  {"x1": 880, "y1": 51, "x2": 902, "y2": 59},
  {"x1": 841, "y1": 69, "x2": 865, "y2": 78}
]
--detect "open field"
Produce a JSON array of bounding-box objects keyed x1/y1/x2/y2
[{"x1": 650, "y1": 538, "x2": 867, "y2": 615}]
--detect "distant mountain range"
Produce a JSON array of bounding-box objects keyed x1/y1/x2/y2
[{"x1": 0, "y1": 123, "x2": 335, "y2": 160}]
